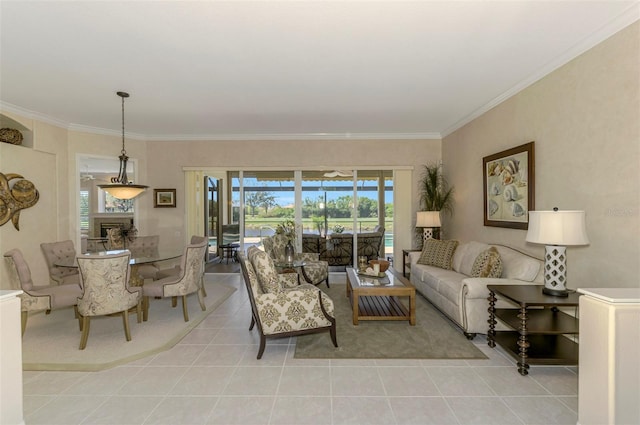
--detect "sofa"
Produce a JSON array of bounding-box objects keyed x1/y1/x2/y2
[
  {"x1": 408, "y1": 240, "x2": 543, "y2": 339},
  {"x1": 302, "y1": 226, "x2": 385, "y2": 266}
]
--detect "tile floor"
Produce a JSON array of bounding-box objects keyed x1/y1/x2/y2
[{"x1": 22, "y1": 274, "x2": 578, "y2": 425}]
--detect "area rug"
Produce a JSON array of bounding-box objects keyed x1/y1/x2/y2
[
  {"x1": 294, "y1": 284, "x2": 487, "y2": 359},
  {"x1": 22, "y1": 279, "x2": 236, "y2": 371}
]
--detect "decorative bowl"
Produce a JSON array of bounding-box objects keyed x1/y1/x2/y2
[{"x1": 368, "y1": 259, "x2": 390, "y2": 272}]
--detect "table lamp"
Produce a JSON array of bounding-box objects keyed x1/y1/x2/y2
[
  {"x1": 526, "y1": 208, "x2": 589, "y2": 296},
  {"x1": 416, "y1": 211, "x2": 441, "y2": 242}
]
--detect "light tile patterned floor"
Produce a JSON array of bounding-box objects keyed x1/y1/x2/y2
[{"x1": 23, "y1": 274, "x2": 578, "y2": 425}]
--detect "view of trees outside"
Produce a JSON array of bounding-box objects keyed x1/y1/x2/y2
[{"x1": 229, "y1": 171, "x2": 393, "y2": 253}]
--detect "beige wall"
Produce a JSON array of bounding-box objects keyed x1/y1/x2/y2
[
  {"x1": 442, "y1": 22, "x2": 640, "y2": 289},
  {"x1": 144, "y1": 138, "x2": 441, "y2": 250}
]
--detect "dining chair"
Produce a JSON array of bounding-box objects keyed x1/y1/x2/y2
[
  {"x1": 154, "y1": 235, "x2": 208, "y2": 297},
  {"x1": 4, "y1": 248, "x2": 83, "y2": 335},
  {"x1": 126, "y1": 235, "x2": 161, "y2": 281},
  {"x1": 40, "y1": 240, "x2": 81, "y2": 286},
  {"x1": 142, "y1": 239, "x2": 208, "y2": 322},
  {"x1": 76, "y1": 251, "x2": 142, "y2": 350}
]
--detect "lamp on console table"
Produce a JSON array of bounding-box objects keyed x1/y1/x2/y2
[
  {"x1": 416, "y1": 211, "x2": 441, "y2": 242},
  {"x1": 526, "y1": 208, "x2": 589, "y2": 297}
]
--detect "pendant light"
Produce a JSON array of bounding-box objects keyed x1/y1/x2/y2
[{"x1": 98, "y1": 91, "x2": 148, "y2": 200}]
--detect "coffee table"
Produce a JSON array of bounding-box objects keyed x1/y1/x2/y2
[{"x1": 346, "y1": 267, "x2": 416, "y2": 325}]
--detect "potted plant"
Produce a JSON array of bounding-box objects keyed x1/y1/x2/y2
[{"x1": 419, "y1": 163, "x2": 454, "y2": 240}]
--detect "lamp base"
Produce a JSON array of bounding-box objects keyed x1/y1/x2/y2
[
  {"x1": 542, "y1": 287, "x2": 569, "y2": 297},
  {"x1": 423, "y1": 228, "x2": 434, "y2": 242}
]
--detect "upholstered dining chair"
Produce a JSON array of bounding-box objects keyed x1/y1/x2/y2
[
  {"x1": 40, "y1": 240, "x2": 81, "y2": 286},
  {"x1": 142, "y1": 239, "x2": 207, "y2": 322},
  {"x1": 263, "y1": 233, "x2": 330, "y2": 288},
  {"x1": 126, "y1": 235, "x2": 161, "y2": 281},
  {"x1": 239, "y1": 247, "x2": 337, "y2": 359},
  {"x1": 76, "y1": 251, "x2": 142, "y2": 350},
  {"x1": 154, "y1": 235, "x2": 208, "y2": 297},
  {"x1": 4, "y1": 248, "x2": 83, "y2": 336}
]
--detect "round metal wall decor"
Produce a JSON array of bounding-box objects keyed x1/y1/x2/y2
[{"x1": 0, "y1": 172, "x2": 39, "y2": 230}]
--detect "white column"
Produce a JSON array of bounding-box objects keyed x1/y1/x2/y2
[
  {"x1": 577, "y1": 288, "x2": 640, "y2": 425},
  {"x1": 0, "y1": 290, "x2": 24, "y2": 425}
]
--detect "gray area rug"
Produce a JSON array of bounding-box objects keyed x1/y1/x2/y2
[
  {"x1": 22, "y1": 278, "x2": 236, "y2": 371},
  {"x1": 295, "y1": 284, "x2": 487, "y2": 359}
]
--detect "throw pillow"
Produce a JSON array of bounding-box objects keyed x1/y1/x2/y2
[
  {"x1": 470, "y1": 246, "x2": 503, "y2": 278},
  {"x1": 417, "y1": 239, "x2": 459, "y2": 270}
]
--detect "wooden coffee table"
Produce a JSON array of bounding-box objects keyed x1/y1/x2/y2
[{"x1": 346, "y1": 267, "x2": 416, "y2": 325}]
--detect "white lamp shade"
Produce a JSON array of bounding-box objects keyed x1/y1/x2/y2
[
  {"x1": 98, "y1": 184, "x2": 147, "y2": 200},
  {"x1": 526, "y1": 210, "x2": 589, "y2": 246},
  {"x1": 416, "y1": 211, "x2": 441, "y2": 228}
]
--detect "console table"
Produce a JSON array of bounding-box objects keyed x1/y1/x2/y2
[{"x1": 487, "y1": 284, "x2": 580, "y2": 375}]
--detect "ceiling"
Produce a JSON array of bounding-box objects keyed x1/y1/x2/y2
[{"x1": 1, "y1": 1, "x2": 637, "y2": 141}]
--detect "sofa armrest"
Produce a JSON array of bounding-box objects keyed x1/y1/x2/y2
[{"x1": 463, "y1": 277, "x2": 538, "y2": 299}]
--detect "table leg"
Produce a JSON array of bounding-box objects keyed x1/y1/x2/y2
[
  {"x1": 409, "y1": 292, "x2": 416, "y2": 325},
  {"x1": 487, "y1": 290, "x2": 497, "y2": 348},
  {"x1": 352, "y1": 292, "x2": 359, "y2": 325},
  {"x1": 516, "y1": 306, "x2": 530, "y2": 376}
]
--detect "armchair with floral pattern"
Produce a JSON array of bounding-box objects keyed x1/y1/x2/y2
[{"x1": 239, "y1": 247, "x2": 337, "y2": 359}]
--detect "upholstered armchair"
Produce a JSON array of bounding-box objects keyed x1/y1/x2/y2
[
  {"x1": 263, "y1": 234, "x2": 329, "y2": 287},
  {"x1": 142, "y1": 239, "x2": 207, "y2": 322},
  {"x1": 239, "y1": 247, "x2": 337, "y2": 359},
  {"x1": 4, "y1": 248, "x2": 83, "y2": 335},
  {"x1": 76, "y1": 251, "x2": 142, "y2": 349},
  {"x1": 40, "y1": 240, "x2": 80, "y2": 286}
]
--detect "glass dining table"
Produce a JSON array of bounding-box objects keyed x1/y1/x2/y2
[{"x1": 55, "y1": 249, "x2": 183, "y2": 286}]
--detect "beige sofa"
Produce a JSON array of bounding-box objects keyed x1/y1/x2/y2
[{"x1": 408, "y1": 241, "x2": 543, "y2": 339}]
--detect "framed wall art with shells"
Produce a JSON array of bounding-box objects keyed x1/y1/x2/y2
[{"x1": 483, "y1": 142, "x2": 534, "y2": 229}]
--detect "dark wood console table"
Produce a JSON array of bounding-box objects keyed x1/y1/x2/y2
[{"x1": 487, "y1": 284, "x2": 580, "y2": 375}]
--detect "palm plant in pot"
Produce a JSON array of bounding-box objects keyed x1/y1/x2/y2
[{"x1": 419, "y1": 163, "x2": 454, "y2": 241}]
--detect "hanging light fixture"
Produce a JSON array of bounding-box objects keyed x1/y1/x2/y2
[{"x1": 98, "y1": 91, "x2": 148, "y2": 200}]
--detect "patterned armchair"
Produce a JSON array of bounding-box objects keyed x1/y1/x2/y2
[
  {"x1": 40, "y1": 240, "x2": 80, "y2": 286},
  {"x1": 4, "y1": 248, "x2": 83, "y2": 335},
  {"x1": 142, "y1": 239, "x2": 207, "y2": 322},
  {"x1": 77, "y1": 251, "x2": 142, "y2": 349},
  {"x1": 263, "y1": 234, "x2": 330, "y2": 287},
  {"x1": 239, "y1": 246, "x2": 337, "y2": 359}
]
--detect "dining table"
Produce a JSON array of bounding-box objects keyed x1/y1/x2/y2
[{"x1": 55, "y1": 249, "x2": 183, "y2": 286}]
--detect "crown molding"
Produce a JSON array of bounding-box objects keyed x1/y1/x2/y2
[
  {"x1": 143, "y1": 132, "x2": 441, "y2": 141},
  {"x1": 441, "y1": 4, "x2": 640, "y2": 138},
  {"x1": 0, "y1": 101, "x2": 69, "y2": 129}
]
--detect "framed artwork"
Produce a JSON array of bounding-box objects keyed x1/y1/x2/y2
[
  {"x1": 483, "y1": 142, "x2": 535, "y2": 229},
  {"x1": 154, "y1": 189, "x2": 176, "y2": 208}
]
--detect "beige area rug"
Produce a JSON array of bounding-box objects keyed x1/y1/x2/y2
[
  {"x1": 22, "y1": 279, "x2": 236, "y2": 371},
  {"x1": 295, "y1": 284, "x2": 487, "y2": 359}
]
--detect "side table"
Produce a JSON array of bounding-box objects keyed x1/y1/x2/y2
[
  {"x1": 402, "y1": 249, "x2": 421, "y2": 278},
  {"x1": 487, "y1": 284, "x2": 580, "y2": 375}
]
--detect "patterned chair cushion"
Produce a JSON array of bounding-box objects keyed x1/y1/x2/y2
[
  {"x1": 256, "y1": 284, "x2": 335, "y2": 335},
  {"x1": 248, "y1": 247, "x2": 282, "y2": 294},
  {"x1": 417, "y1": 239, "x2": 459, "y2": 270}
]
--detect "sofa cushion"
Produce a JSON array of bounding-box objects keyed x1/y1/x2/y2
[
  {"x1": 494, "y1": 246, "x2": 541, "y2": 282},
  {"x1": 417, "y1": 239, "x2": 459, "y2": 270},
  {"x1": 470, "y1": 246, "x2": 503, "y2": 278}
]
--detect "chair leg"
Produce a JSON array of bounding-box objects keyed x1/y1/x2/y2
[
  {"x1": 330, "y1": 321, "x2": 338, "y2": 347},
  {"x1": 143, "y1": 296, "x2": 149, "y2": 322},
  {"x1": 197, "y1": 288, "x2": 206, "y2": 312},
  {"x1": 200, "y1": 276, "x2": 207, "y2": 297},
  {"x1": 21, "y1": 311, "x2": 28, "y2": 336},
  {"x1": 257, "y1": 334, "x2": 266, "y2": 359},
  {"x1": 79, "y1": 316, "x2": 91, "y2": 350},
  {"x1": 136, "y1": 300, "x2": 142, "y2": 323},
  {"x1": 45, "y1": 309, "x2": 51, "y2": 315},
  {"x1": 181, "y1": 295, "x2": 189, "y2": 322},
  {"x1": 249, "y1": 315, "x2": 255, "y2": 330},
  {"x1": 75, "y1": 306, "x2": 83, "y2": 331},
  {"x1": 122, "y1": 311, "x2": 132, "y2": 341},
  {"x1": 172, "y1": 296, "x2": 178, "y2": 308}
]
